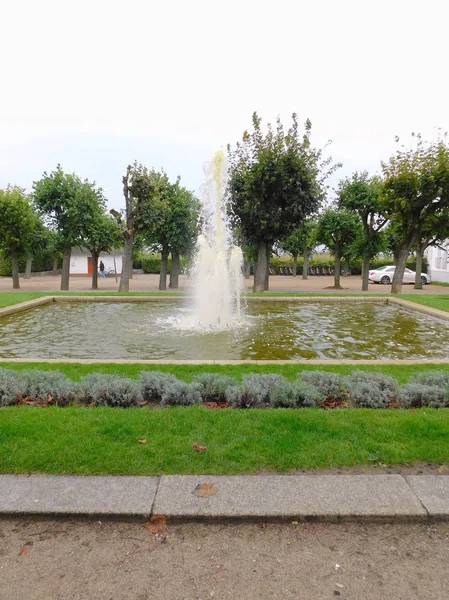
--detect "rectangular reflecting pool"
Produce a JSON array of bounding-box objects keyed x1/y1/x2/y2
[{"x1": 0, "y1": 300, "x2": 448, "y2": 360}]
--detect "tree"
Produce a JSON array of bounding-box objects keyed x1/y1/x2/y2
[
  {"x1": 228, "y1": 112, "x2": 338, "y2": 292},
  {"x1": 136, "y1": 171, "x2": 200, "y2": 290},
  {"x1": 0, "y1": 187, "x2": 37, "y2": 289},
  {"x1": 280, "y1": 218, "x2": 317, "y2": 278},
  {"x1": 33, "y1": 165, "x2": 106, "y2": 290},
  {"x1": 84, "y1": 213, "x2": 122, "y2": 289},
  {"x1": 117, "y1": 162, "x2": 168, "y2": 292},
  {"x1": 338, "y1": 172, "x2": 388, "y2": 290},
  {"x1": 382, "y1": 133, "x2": 449, "y2": 293},
  {"x1": 316, "y1": 208, "x2": 360, "y2": 288},
  {"x1": 166, "y1": 182, "x2": 200, "y2": 289}
]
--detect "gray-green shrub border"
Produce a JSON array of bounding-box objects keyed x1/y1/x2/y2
[{"x1": 2, "y1": 368, "x2": 449, "y2": 409}]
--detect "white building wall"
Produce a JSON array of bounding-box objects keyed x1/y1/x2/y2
[
  {"x1": 69, "y1": 249, "x2": 123, "y2": 275},
  {"x1": 426, "y1": 244, "x2": 449, "y2": 283}
]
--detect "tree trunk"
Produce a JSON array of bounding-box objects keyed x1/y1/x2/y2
[
  {"x1": 119, "y1": 167, "x2": 135, "y2": 292},
  {"x1": 392, "y1": 246, "x2": 409, "y2": 294},
  {"x1": 302, "y1": 249, "x2": 309, "y2": 280},
  {"x1": 128, "y1": 252, "x2": 134, "y2": 279},
  {"x1": 24, "y1": 256, "x2": 32, "y2": 279},
  {"x1": 333, "y1": 245, "x2": 342, "y2": 289},
  {"x1": 60, "y1": 244, "x2": 71, "y2": 291},
  {"x1": 119, "y1": 234, "x2": 133, "y2": 292},
  {"x1": 243, "y1": 259, "x2": 251, "y2": 279},
  {"x1": 52, "y1": 256, "x2": 59, "y2": 276},
  {"x1": 264, "y1": 244, "x2": 270, "y2": 291},
  {"x1": 11, "y1": 250, "x2": 20, "y2": 289},
  {"x1": 254, "y1": 241, "x2": 269, "y2": 292},
  {"x1": 91, "y1": 251, "x2": 99, "y2": 290},
  {"x1": 169, "y1": 251, "x2": 180, "y2": 289},
  {"x1": 292, "y1": 254, "x2": 298, "y2": 277},
  {"x1": 159, "y1": 246, "x2": 169, "y2": 290},
  {"x1": 414, "y1": 247, "x2": 424, "y2": 290},
  {"x1": 362, "y1": 257, "x2": 370, "y2": 291}
]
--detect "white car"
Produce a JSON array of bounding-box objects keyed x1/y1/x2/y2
[{"x1": 369, "y1": 265, "x2": 430, "y2": 285}]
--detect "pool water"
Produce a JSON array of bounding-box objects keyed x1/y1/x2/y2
[{"x1": 0, "y1": 301, "x2": 447, "y2": 360}]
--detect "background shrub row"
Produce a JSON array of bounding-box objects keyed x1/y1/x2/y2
[
  {"x1": 133, "y1": 252, "x2": 427, "y2": 277},
  {"x1": 1, "y1": 369, "x2": 449, "y2": 409}
]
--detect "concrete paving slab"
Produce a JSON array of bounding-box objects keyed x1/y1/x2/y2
[
  {"x1": 406, "y1": 476, "x2": 449, "y2": 519},
  {"x1": 154, "y1": 475, "x2": 427, "y2": 522},
  {"x1": 0, "y1": 475, "x2": 158, "y2": 518}
]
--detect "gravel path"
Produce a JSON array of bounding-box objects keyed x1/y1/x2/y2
[{"x1": 1, "y1": 519, "x2": 448, "y2": 600}]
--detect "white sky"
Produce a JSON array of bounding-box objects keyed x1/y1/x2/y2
[{"x1": 1, "y1": 0, "x2": 448, "y2": 210}]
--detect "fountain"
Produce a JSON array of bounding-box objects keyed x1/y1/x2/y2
[{"x1": 186, "y1": 149, "x2": 244, "y2": 331}]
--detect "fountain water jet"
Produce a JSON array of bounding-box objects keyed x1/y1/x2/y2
[{"x1": 187, "y1": 149, "x2": 244, "y2": 331}]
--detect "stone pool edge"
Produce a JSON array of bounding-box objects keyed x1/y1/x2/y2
[{"x1": 1, "y1": 295, "x2": 449, "y2": 366}]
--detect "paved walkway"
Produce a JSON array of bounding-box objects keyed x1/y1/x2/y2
[
  {"x1": 1, "y1": 273, "x2": 448, "y2": 294},
  {"x1": 1, "y1": 474, "x2": 448, "y2": 522}
]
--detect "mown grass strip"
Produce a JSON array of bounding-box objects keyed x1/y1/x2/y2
[
  {"x1": 2, "y1": 362, "x2": 449, "y2": 383},
  {"x1": 1, "y1": 406, "x2": 448, "y2": 475},
  {"x1": 2, "y1": 290, "x2": 449, "y2": 309},
  {"x1": 400, "y1": 294, "x2": 449, "y2": 312}
]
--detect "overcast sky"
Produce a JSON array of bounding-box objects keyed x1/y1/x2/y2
[{"x1": 1, "y1": 0, "x2": 448, "y2": 210}]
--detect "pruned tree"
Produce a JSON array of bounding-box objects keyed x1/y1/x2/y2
[
  {"x1": 166, "y1": 182, "x2": 200, "y2": 289},
  {"x1": 33, "y1": 165, "x2": 106, "y2": 290},
  {"x1": 0, "y1": 187, "x2": 37, "y2": 289},
  {"x1": 228, "y1": 112, "x2": 338, "y2": 292},
  {"x1": 382, "y1": 132, "x2": 449, "y2": 293},
  {"x1": 280, "y1": 218, "x2": 317, "y2": 278},
  {"x1": 84, "y1": 214, "x2": 122, "y2": 289},
  {"x1": 316, "y1": 208, "x2": 360, "y2": 288},
  {"x1": 337, "y1": 172, "x2": 388, "y2": 290},
  {"x1": 136, "y1": 170, "x2": 200, "y2": 290}
]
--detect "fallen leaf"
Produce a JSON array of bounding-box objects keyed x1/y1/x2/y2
[
  {"x1": 137, "y1": 439, "x2": 147, "y2": 444},
  {"x1": 146, "y1": 515, "x2": 168, "y2": 534},
  {"x1": 193, "y1": 483, "x2": 218, "y2": 497},
  {"x1": 438, "y1": 465, "x2": 448, "y2": 473},
  {"x1": 18, "y1": 542, "x2": 33, "y2": 557},
  {"x1": 193, "y1": 442, "x2": 207, "y2": 452},
  {"x1": 203, "y1": 402, "x2": 229, "y2": 410}
]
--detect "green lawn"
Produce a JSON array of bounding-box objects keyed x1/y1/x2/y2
[
  {"x1": 400, "y1": 294, "x2": 449, "y2": 312},
  {"x1": 0, "y1": 290, "x2": 184, "y2": 308},
  {"x1": 2, "y1": 362, "x2": 449, "y2": 384},
  {"x1": 1, "y1": 406, "x2": 448, "y2": 475},
  {"x1": 2, "y1": 290, "x2": 449, "y2": 311}
]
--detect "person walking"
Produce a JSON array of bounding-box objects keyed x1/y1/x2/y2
[{"x1": 99, "y1": 260, "x2": 105, "y2": 278}]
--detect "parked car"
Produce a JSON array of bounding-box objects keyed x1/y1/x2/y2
[{"x1": 369, "y1": 265, "x2": 429, "y2": 285}]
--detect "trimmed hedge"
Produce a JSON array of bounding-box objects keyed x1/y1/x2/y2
[
  {"x1": 138, "y1": 253, "x2": 189, "y2": 274},
  {"x1": 0, "y1": 252, "x2": 56, "y2": 277},
  {"x1": 268, "y1": 255, "x2": 428, "y2": 276},
  {"x1": 2, "y1": 368, "x2": 449, "y2": 409}
]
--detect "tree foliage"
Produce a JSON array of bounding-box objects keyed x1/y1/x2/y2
[
  {"x1": 280, "y1": 218, "x2": 317, "y2": 277},
  {"x1": 84, "y1": 213, "x2": 122, "y2": 289},
  {"x1": 33, "y1": 165, "x2": 106, "y2": 290},
  {"x1": 132, "y1": 165, "x2": 200, "y2": 289},
  {"x1": 227, "y1": 112, "x2": 339, "y2": 291},
  {"x1": 337, "y1": 171, "x2": 388, "y2": 289},
  {"x1": 381, "y1": 132, "x2": 449, "y2": 292},
  {"x1": 316, "y1": 207, "x2": 360, "y2": 288},
  {"x1": 0, "y1": 186, "x2": 37, "y2": 288}
]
